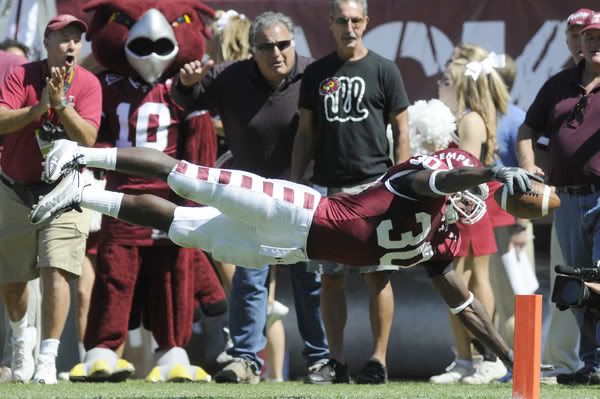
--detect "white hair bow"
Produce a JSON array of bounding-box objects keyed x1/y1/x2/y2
[
  {"x1": 464, "y1": 52, "x2": 506, "y2": 81},
  {"x1": 214, "y1": 9, "x2": 246, "y2": 32}
]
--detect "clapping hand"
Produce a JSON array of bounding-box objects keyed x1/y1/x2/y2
[
  {"x1": 47, "y1": 66, "x2": 67, "y2": 109},
  {"x1": 179, "y1": 59, "x2": 214, "y2": 87}
]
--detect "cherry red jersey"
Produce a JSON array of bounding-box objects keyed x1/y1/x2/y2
[
  {"x1": 307, "y1": 155, "x2": 460, "y2": 267},
  {"x1": 0, "y1": 62, "x2": 101, "y2": 183},
  {"x1": 97, "y1": 73, "x2": 216, "y2": 245}
]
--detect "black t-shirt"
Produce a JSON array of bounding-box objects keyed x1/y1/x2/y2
[{"x1": 299, "y1": 50, "x2": 409, "y2": 186}]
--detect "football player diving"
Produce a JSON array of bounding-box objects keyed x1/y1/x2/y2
[{"x1": 31, "y1": 139, "x2": 541, "y2": 372}]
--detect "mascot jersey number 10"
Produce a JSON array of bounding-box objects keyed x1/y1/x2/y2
[{"x1": 68, "y1": 0, "x2": 227, "y2": 383}]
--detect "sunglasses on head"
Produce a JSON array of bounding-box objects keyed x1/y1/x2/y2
[
  {"x1": 334, "y1": 16, "x2": 365, "y2": 28},
  {"x1": 255, "y1": 40, "x2": 294, "y2": 52},
  {"x1": 565, "y1": 94, "x2": 589, "y2": 128}
]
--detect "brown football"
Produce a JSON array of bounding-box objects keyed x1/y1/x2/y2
[{"x1": 493, "y1": 180, "x2": 560, "y2": 219}]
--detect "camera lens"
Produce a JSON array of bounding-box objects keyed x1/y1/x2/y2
[{"x1": 561, "y1": 280, "x2": 583, "y2": 305}]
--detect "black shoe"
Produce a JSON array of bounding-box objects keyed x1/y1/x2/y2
[
  {"x1": 557, "y1": 366, "x2": 600, "y2": 385},
  {"x1": 355, "y1": 358, "x2": 388, "y2": 384},
  {"x1": 304, "y1": 359, "x2": 351, "y2": 384}
]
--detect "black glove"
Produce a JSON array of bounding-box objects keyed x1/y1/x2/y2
[{"x1": 491, "y1": 166, "x2": 543, "y2": 195}]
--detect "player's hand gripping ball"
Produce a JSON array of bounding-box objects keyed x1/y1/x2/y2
[{"x1": 494, "y1": 179, "x2": 560, "y2": 219}]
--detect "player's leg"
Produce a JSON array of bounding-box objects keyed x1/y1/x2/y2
[
  {"x1": 43, "y1": 140, "x2": 177, "y2": 183},
  {"x1": 167, "y1": 162, "x2": 320, "y2": 232}
]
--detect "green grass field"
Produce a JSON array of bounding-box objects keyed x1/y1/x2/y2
[{"x1": 0, "y1": 381, "x2": 598, "y2": 399}]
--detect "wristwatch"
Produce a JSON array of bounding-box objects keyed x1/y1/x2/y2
[{"x1": 54, "y1": 97, "x2": 69, "y2": 111}]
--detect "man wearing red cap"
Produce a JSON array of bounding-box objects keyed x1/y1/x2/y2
[
  {"x1": 0, "y1": 14, "x2": 101, "y2": 384},
  {"x1": 517, "y1": 10, "x2": 600, "y2": 385}
]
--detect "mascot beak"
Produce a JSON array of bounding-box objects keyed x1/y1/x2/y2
[{"x1": 125, "y1": 8, "x2": 179, "y2": 83}]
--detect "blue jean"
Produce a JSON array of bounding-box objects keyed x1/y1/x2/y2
[
  {"x1": 554, "y1": 191, "x2": 600, "y2": 369},
  {"x1": 227, "y1": 263, "x2": 329, "y2": 370}
]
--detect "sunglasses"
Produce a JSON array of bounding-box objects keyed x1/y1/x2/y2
[
  {"x1": 565, "y1": 94, "x2": 589, "y2": 128},
  {"x1": 255, "y1": 40, "x2": 294, "y2": 52},
  {"x1": 334, "y1": 16, "x2": 365, "y2": 28}
]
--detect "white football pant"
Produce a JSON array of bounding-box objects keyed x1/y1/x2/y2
[{"x1": 166, "y1": 161, "x2": 321, "y2": 268}]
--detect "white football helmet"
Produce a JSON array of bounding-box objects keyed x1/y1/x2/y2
[{"x1": 445, "y1": 183, "x2": 489, "y2": 225}]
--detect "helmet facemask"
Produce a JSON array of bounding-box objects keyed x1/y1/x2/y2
[{"x1": 445, "y1": 184, "x2": 488, "y2": 225}]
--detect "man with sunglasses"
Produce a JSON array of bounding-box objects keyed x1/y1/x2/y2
[
  {"x1": 291, "y1": 0, "x2": 409, "y2": 385},
  {"x1": 172, "y1": 11, "x2": 330, "y2": 384},
  {"x1": 517, "y1": 10, "x2": 600, "y2": 386}
]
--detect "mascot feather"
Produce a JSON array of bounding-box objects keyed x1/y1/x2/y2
[{"x1": 68, "y1": 0, "x2": 227, "y2": 383}]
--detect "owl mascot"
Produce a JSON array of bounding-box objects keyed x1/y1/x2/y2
[{"x1": 68, "y1": 0, "x2": 227, "y2": 382}]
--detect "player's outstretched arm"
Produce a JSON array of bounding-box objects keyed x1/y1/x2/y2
[
  {"x1": 431, "y1": 270, "x2": 514, "y2": 369},
  {"x1": 410, "y1": 166, "x2": 542, "y2": 197}
]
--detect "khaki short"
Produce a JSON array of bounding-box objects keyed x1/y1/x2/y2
[
  {"x1": 0, "y1": 179, "x2": 90, "y2": 283},
  {"x1": 307, "y1": 179, "x2": 400, "y2": 275}
]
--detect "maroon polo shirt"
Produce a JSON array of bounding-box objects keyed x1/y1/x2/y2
[
  {"x1": 525, "y1": 61, "x2": 600, "y2": 186},
  {"x1": 172, "y1": 55, "x2": 313, "y2": 178}
]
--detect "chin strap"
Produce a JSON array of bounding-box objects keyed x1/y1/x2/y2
[{"x1": 450, "y1": 292, "x2": 474, "y2": 314}]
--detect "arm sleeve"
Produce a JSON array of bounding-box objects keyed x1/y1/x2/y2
[
  {"x1": 383, "y1": 62, "x2": 410, "y2": 115},
  {"x1": 0, "y1": 66, "x2": 26, "y2": 110},
  {"x1": 73, "y1": 72, "x2": 102, "y2": 129},
  {"x1": 298, "y1": 64, "x2": 314, "y2": 111},
  {"x1": 524, "y1": 78, "x2": 553, "y2": 135}
]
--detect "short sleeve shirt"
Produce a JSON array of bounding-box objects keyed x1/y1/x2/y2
[
  {"x1": 0, "y1": 62, "x2": 102, "y2": 183},
  {"x1": 525, "y1": 61, "x2": 600, "y2": 186},
  {"x1": 299, "y1": 51, "x2": 409, "y2": 186}
]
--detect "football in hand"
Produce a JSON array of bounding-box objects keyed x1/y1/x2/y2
[{"x1": 493, "y1": 180, "x2": 560, "y2": 219}]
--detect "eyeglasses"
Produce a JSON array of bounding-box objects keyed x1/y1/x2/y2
[
  {"x1": 255, "y1": 40, "x2": 294, "y2": 53},
  {"x1": 334, "y1": 16, "x2": 365, "y2": 28},
  {"x1": 565, "y1": 94, "x2": 589, "y2": 128}
]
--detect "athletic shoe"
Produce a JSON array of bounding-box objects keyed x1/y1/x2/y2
[
  {"x1": 429, "y1": 361, "x2": 473, "y2": 384},
  {"x1": 30, "y1": 170, "x2": 88, "y2": 224},
  {"x1": 303, "y1": 358, "x2": 351, "y2": 384},
  {"x1": 557, "y1": 366, "x2": 600, "y2": 385},
  {"x1": 11, "y1": 326, "x2": 36, "y2": 382},
  {"x1": 42, "y1": 139, "x2": 85, "y2": 183},
  {"x1": 355, "y1": 358, "x2": 388, "y2": 384},
  {"x1": 33, "y1": 354, "x2": 57, "y2": 384},
  {"x1": 266, "y1": 300, "x2": 289, "y2": 330},
  {"x1": 303, "y1": 359, "x2": 329, "y2": 384},
  {"x1": 462, "y1": 358, "x2": 507, "y2": 384},
  {"x1": 214, "y1": 358, "x2": 259, "y2": 384}
]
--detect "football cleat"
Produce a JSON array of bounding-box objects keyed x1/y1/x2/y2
[
  {"x1": 30, "y1": 170, "x2": 88, "y2": 225},
  {"x1": 42, "y1": 139, "x2": 86, "y2": 183}
]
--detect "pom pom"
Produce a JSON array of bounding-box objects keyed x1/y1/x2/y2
[{"x1": 408, "y1": 99, "x2": 457, "y2": 155}]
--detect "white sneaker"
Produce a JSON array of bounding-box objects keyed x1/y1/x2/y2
[
  {"x1": 429, "y1": 361, "x2": 473, "y2": 384},
  {"x1": 30, "y1": 170, "x2": 88, "y2": 224},
  {"x1": 216, "y1": 327, "x2": 234, "y2": 365},
  {"x1": 11, "y1": 326, "x2": 36, "y2": 382},
  {"x1": 462, "y1": 358, "x2": 507, "y2": 384},
  {"x1": 42, "y1": 139, "x2": 85, "y2": 183},
  {"x1": 33, "y1": 354, "x2": 57, "y2": 384},
  {"x1": 266, "y1": 300, "x2": 289, "y2": 330}
]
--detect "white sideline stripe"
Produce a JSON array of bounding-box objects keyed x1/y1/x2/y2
[
  {"x1": 542, "y1": 185, "x2": 550, "y2": 215},
  {"x1": 501, "y1": 186, "x2": 508, "y2": 210}
]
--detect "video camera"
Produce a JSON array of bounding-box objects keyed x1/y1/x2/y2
[{"x1": 551, "y1": 265, "x2": 600, "y2": 317}]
